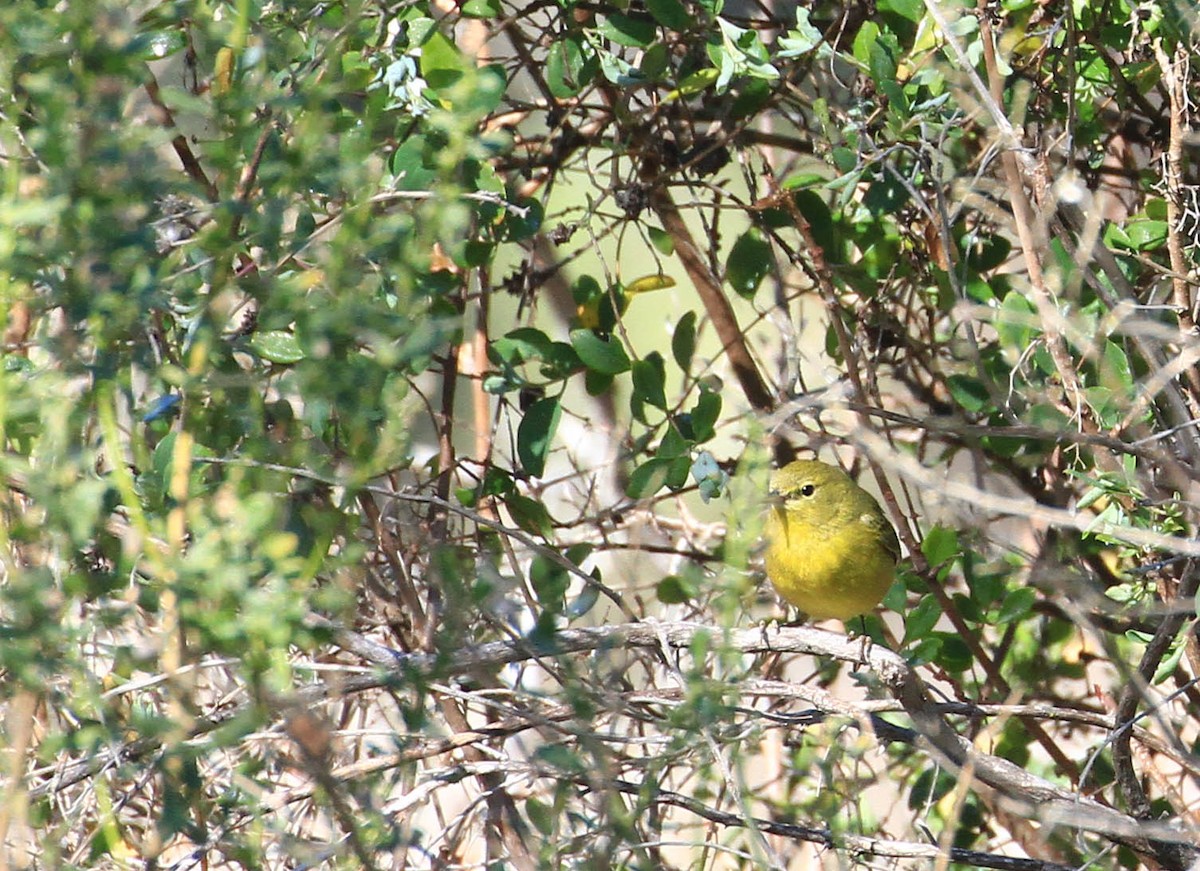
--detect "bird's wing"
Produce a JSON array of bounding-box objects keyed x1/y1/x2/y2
[{"x1": 863, "y1": 507, "x2": 902, "y2": 563}]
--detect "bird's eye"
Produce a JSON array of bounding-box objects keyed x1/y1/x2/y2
[{"x1": 799, "y1": 483, "x2": 816, "y2": 497}]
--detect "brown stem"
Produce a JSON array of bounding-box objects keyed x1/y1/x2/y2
[
  {"x1": 648, "y1": 189, "x2": 776, "y2": 416},
  {"x1": 1154, "y1": 43, "x2": 1200, "y2": 412},
  {"x1": 976, "y1": 2, "x2": 1109, "y2": 468},
  {"x1": 229, "y1": 114, "x2": 278, "y2": 240},
  {"x1": 428, "y1": 282, "x2": 537, "y2": 869},
  {"x1": 432, "y1": 342, "x2": 459, "y2": 543},
  {"x1": 1111, "y1": 565, "x2": 1200, "y2": 870},
  {"x1": 470, "y1": 275, "x2": 493, "y2": 470},
  {"x1": 356, "y1": 491, "x2": 428, "y2": 641},
  {"x1": 142, "y1": 73, "x2": 219, "y2": 202}
]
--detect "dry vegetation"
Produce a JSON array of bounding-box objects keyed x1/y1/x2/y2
[{"x1": 2, "y1": 0, "x2": 1200, "y2": 869}]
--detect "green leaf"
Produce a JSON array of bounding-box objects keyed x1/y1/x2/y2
[
  {"x1": 881, "y1": 80, "x2": 909, "y2": 119},
  {"x1": 538, "y1": 342, "x2": 583, "y2": 381},
  {"x1": 712, "y1": 18, "x2": 779, "y2": 86},
  {"x1": 903, "y1": 594, "x2": 941, "y2": 644},
  {"x1": 483, "y1": 373, "x2": 518, "y2": 394},
  {"x1": 598, "y1": 50, "x2": 647, "y2": 86},
  {"x1": 870, "y1": 29, "x2": 900, "y2": 84},
  {"x1": 648, "y1": 226, "x2": 675, "y2": 255},
  {"x1": 500, "y1": 199, "x2": 543, "y2": 241},
  {"x1": 690, "y1": 391, "x2": 721, "y2": 442},
  {"x1": 1121, "y1": 219, "x2": 1168, "y2": 252},
  {"x1": 778, "y1": 7, "x2": 823, "y2": 56},
  {"x1": 1085, "y1": 386, "x2": 1121, "y2": 428},
  {"x1": 517, "y1": 397, "x2": 561, "y2": 478},
  {"x1": 851, "y1": 21, "x2": 900, "y2": 84},
  {"x1": 626, "y1": 458, "x2": 675, "y2": 498},
  {"x1": 572, "y1": 274, "x2": 604, "y2": 308},
  {"x1": 389, "y1": 136, "x2": 437, "y2": 190},
  {"x1": 459, "y1": 239, "x2": 494, "y2": 268},
  {"x1": 547, "y1": 35, "x2": 596, "y2": 99},
  {"x1": 570, "y1": 329, "x2": 631, "y2": 375},
  {"x1": 666, "y1": 455, "x2": 690, "y2": 489},
  {"x1": 249, "y1": 331, "x2": 305, "y2": 364},
  {"x1": 831, "y1": 147, "x2": 858, "y2": 173},
  {"x1": 879, "y1": 0, "x2": 924, "y2": 24},
  {"x1": 419, "y1": 30, "x2": 466, "y2": 91},
  {"x1": 534, "y1": 743, "x2": 586, "y2": 774},
  {"x1": 490, "y1": 327, "x2": 554, "y2": 365},
  {"x1": 646, "y1": 0, "x2": 691, "y2": 31},
  {"x1": 526, "y1": 797, "x2": 555, "y2": 836},
  {"x1": 640, "y1": 42, "x2": 671, "y2": 80},
  {"x1": 726, "y1": 228, "x2": 773, "y2": 298},
  {"x1": 782, "y1": 170, "x2": 828, "y2": 189},
  {"x1": 656, "y1": 573, "x2": 699, "y2": 604},
  {"x1": 1153, "y1": 637, "x2": 1186, "y2": 684},
  {"x1": 1101, "y1": 340, "x2": 1134, "y2": 391},
  {"x1": 907, "y1": 636, "x2": 942, "y2": 666},
  {"x1": 672, "y1": 310, "x2": 696, "y2": 371},
  {"x1": 691, "y1": 451, "x2": 727, "y2": 501},
  {"x1": 963, "y1": 232, "x2": 1012, "y2": 271},
  {"x1": 671, "y1": 68, "x2": 719, "y2": 98},
  {"x1": 584, "y1": 369, "x2": 614, "y2": 396},
  {"x1": 566, "y1": 580, "x2": 600, "y2": 619},
  {"x1": 857, "y1": 234, "x2": 901, "y2": 279},
  {"x1": 862, "y1": 175, "x2": 908, "y2": 214},
  {"x1": 132, "y1": 28, "x2": 188, "y2": 62},
  {"x1": 631, "y1": 353, "x2": 667, "y2": 410},
  {"x1": 460, "y1": 0, "x2": 501, "y2": 17},
  {"x1": 971, "y1": 570, "x2": 1006, "y2": 609},
  {"x1": 921, "y1": 525, "x2": 959, "y2": 568},
  {"x1": 530, "y1": 552, "x2": 569, "y2": 607},
  {"x1": 852, "y1": 22, "x2": 881, "y2": 70},
  {"x1": 946, "y1": 374, "x2": 990, "y2": 414},
  {"x1": 995, "y1": 292, "x2": 1038, "y2": 350},
  {"x1": 146, "y1": 433, "x2": 219, "y2": 510},
  {"x1": 599, "y1": 12, "x2": 657, "y2": 47},
  {"x1": 932, "y1": 632, "x2": 973, "y2": 672},
  {"x1": 658, "y1": 421, "x2": 691, "y2": 459},
  {"x1": 793, "y1": 190, "x2": 837, "y2": 258},
  {"x1": 953, "y1": 591, "x2": 981, "y2": 623},
  {"x1": 506, "y1": 493, "x2": 554, "y2": 539},
  {"x1": 883, "y1": 573, "x2": 912, "y2": 612},
  {"x1": 996, "y1": 587, "x2": 1037, "y2": 623},
  {"x1": 731, "y1": 81, "x2": 775, "y2": 121},
  {"x1": 1102, "y1": 222, "x2": 1131, "y2": 250}
]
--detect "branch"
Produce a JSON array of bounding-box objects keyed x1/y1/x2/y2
[
  {"x1": 1111, "y1": 564, "x2": 1200, "y2": 870},
  {"x1": 598, "y1": 774, "x2": 1076, "y2": 871},
  {"x1": 23, "y1": 618, "x2": 1200, "y2": 864},
  {"x1": 849, "y1": 427, "x2": 1200, "y2": 559},
  {"x1": 262, "y1": 753, "x2": 1083, "y2": 871},
  {"x1": 974, "y1": 0, "x2": 1107, "y2": 458},
  {"x1": 142, "y1": 71, "x2": 219, "y2": 202},
  {"x1": 328, "y1": 620, "x2": 1195, "y2": 854},
  {"x1": 648, "y1": 187, "x2": 777, "y2": 416}
]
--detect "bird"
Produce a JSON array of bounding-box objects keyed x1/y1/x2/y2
[{"x1": 764, "y1": 459, "x2": 901, "y2": 620}]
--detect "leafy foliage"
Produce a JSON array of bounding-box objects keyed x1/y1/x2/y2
[{"x1": 2, "y1": 0, "x2": 1200, "y2": 868}]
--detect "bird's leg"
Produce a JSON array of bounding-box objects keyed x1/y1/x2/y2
[{"x1": 847, "y1": 616, "x2": 874, "y2": 668}]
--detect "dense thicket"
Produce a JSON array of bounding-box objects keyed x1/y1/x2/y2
[{"x1": 1, "y1": 1, "x2": 1199, "y2": 868}]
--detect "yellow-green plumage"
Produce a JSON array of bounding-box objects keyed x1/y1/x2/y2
[{"x1": 764, "y1": 460, "x2": 900, "y2": 620}]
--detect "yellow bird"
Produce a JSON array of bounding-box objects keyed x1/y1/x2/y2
[{"x1": 764, "y1": 460, "x2": 901, "y2": 620}]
